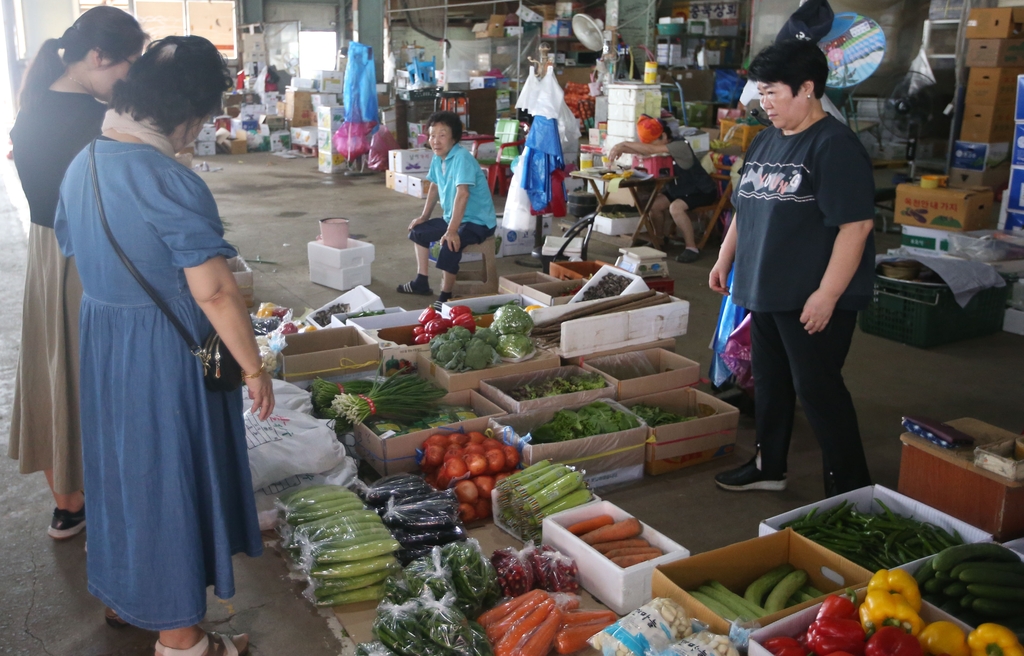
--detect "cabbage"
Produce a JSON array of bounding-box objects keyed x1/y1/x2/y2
[
  {"x1": 497, "y1": 334, "x2": 534, "y2": 360},
  {"x1": 492, "y1": 305, "x2": 533, "y2": 336}
]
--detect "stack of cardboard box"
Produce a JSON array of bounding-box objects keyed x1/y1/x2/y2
[
  {"x1": 954, "y1": 8, "x2": 1024, "y2": 189},
  {"x1": 1006, "y1": 74, "x2": 1024, "y2": 231},
  {"x1": 317, "y1": 105, "x2": 347, "y2": 174}
]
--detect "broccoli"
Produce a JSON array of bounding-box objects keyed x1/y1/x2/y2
[
  {"x1": 434, "y1": 341, "x2": 463, "y2": 368},
  {"x1": 447, "y1": 326, "x2": 473, "y2": 345},
  {"x1": 442, "y1": 350, "x2": 466, "y2": 372},
  {"x1": 464, "y1": 338, "x2": 498, "y2": 371},
  {"x1": 473, "y1": 327, "x2": 499, "y2": 348}
]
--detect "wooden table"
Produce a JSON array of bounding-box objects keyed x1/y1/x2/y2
[{"x1": 569, "y1": 170, "x2": 673, "y2": 250}]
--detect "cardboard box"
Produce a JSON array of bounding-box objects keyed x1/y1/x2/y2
[
  {"x1": 415, "y1": 348, "x2": 561, "y2": 393},
  {"x1": 478, "y1": 365, "x2": 616, "y2": 414},
  {"x1": 966, "y1": 38, "x2": 1024, "y2": 67},
  {"x1": 967, "y1": 68, "x2": 1024, "y2": 106},
  {"x1": 1006, "y1": 307, "x2": 1024, "y2": 335},
  {"x1": 228, "y1": 138, "x2": 248, "y2": 155},
  {"x1": 393, "y1": 173, "x2": 409, "y2": 194},
  {"x1": 407, "y1": 174, "x2": 432, "y2": 199},
  {"x1": 901, "y1": 225, "x2": 952, "y2": 254},
  {"x1": 622, "y1": 388, "x2": 740, "y2": 476},
  {"x1": 280, "y1": 327, "x2": 380, "y2": 384},
  {"x1": 1010, "y1": 166, "x2": 1024, "y2": 212},
  {"x1": 269, "y1": 130, "x2": 291, "y2": 153},
  {"x1": 498, "y1": 272, "x2": 559, "y2": 295},
  {"x1": 318, "y1": 150, "x2": 346, "y2": 174},
  {"x1": 894, "y1": 183, "x2": 995, "y2": 232},
  {"x1": 520, "y1": 280, "x2": 584, "y2": 306},
  {"x1": 310, "y1": 93, "x2": 338, "y2": 108},
  {"x1": 385, "y1": 169, "x2": 396, "y2": 190},
  {"x1": 965, "y1": 7, "x2": 1024, "y2": 39},
  {"x1": 357, "y1": 324, "x2": 431, "y2": 375},
  {"x1": 948, "y1": 166, "x2": 1011, "y2": 189},
  {"x1": 315, "y1": 70, "x2": 343, "y2": 94},
  {"x1": 474, "y1": 14, "x2": 507, "y2": 38},
  {"x1": 651, "y1": 529, "x2": 873, "y2": 635},
  {"x1": 542, "y1": 500, "x2": 691, "y2": 615},
  {"x1": 559, "y1": 338, "x2": 677, "y2": 366},
  {"x1": 195, "y1": 141, "x2": 216, "y2": 157},
  {"x1": 285, "y1": 89, "x2": 315, "y2": 127},
  {"x1": 317, "y1": 105, "x2": 345, "y2": 133},
  {"x1": 582, "y1": 348, "x2": 701, "y2": 400},
  {"x1": 352, "y1": 390, "x2": 506, "y2": 475},
  {"x1": 489, "y1": 399, "x2": 648, "y2": 489},
  {"x1": 227, "y1": 255, "x2": 254, "y2": 307},
  {"x1": 388, "y1": 148, "x2": 433, "y2": 174},
  {"x1": 960, "y1": 102, "x2": 1015, "y2": 143},
  {"x1": 975, "y1": 438, "x2": 1024, "y2": 480},
  {"x1": 497, "y1": 215, "x2": 553, "y2": 256},
  {"x1": 759, "y1": 485, "x2": 993, "y2": 571},
  {"x1": 952, "y1": 141, "x2": 1010, "y2": 171}
]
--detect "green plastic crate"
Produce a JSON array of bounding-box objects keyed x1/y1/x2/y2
[{"x1": 859, "y1": 275, "x2": 1010, "y2": 348}]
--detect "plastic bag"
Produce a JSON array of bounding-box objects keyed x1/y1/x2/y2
[
  {"x1": 515, "y1": 66, "x2": 541, "y2": 112},
  {"x1": 246, "y1": 405, "x2": 347, "y2": 491},
  {"x1": 383, "y1": 494, "x2": 460, "y2": 531},
  {"x1": 404, "y1": 546, "x2": 456, "y2": 600},
  {"x1": 289, "y1": 510, "x2": 387, "y2": 548},
  {"x1": 390, "y1": 523, "x2": 467, "y2": 549},
  {"x1": 721, "y1": 314, "x2": 752, "y2": 391},
  {"x1": 356, "y1": 642, "x2": 398, "y2": 656},
  {"x1": 585, "y1": 352, "x2": 659, "y2": 381},
  {"x1": 681, "y1": 632, "x2": 740, "y2": 656},
  {"x1": 254, "y1": 458, "x2": 359, "y2": 531},
  {"x1": 277, "y1": 484, "x2": 363, "y2": 522},
  {"x1": 491, "y1": 545, "x2": 534, "y2": 597},
  {"x1": 418, "y1": 591, "x2": 476, "y2": 656},
  {"x1": 502, "y1": 157, "x2": 533, "y2": 232},
  {"x1": 497, "y1": 334, "x2": 536, "y2": 362},
  {"x1": 344, "y1": 42, "x2": 379, "y2": 126},
  {"x1": 590, "y1": 598, "x2": 693, "y2": 656},
  {"x1": 374, "y1": 598, "x2": 428, "y2": 656},
  {"x1": 304, "y1": 566, "x2": 397, "y2": 606},
  {"x1": 442, "y1": 538, "x2": 501, "y2": 617},
  {"x1": 710, "y1": 268, "x2": 747, "y2": 388},
  {"x1": 363, "y1": 473, "x2": 435, "y2": 507},
  {"x1": 334, "y1": 121, "x2": 375, "y2": 160},
  {"x1": 523, "y1": 542, "x2": 580, "y2": 593},
  {"x1": 492, "y1": 304, "x2": 534, "y2": 336},
  {"x1": 368, "y1": 127, "x2": 400, "y2": 171},
  {"x1": 714, "y1": 69, "x2": 744, "y2": 105}
]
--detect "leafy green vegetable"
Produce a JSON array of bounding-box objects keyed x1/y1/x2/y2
[
  {"x1": 496, "y1": 334, "x2": 534, "y2": 360},
  {"x1": 491, "y1": 304, "x2": 533, "y2": 336},
  {"x1": 507, "y1": 373, "x2": 607, "y2": 401},
  {"x1": 531, "y1": 402, "x2": 641, "y2": 443},
  {"x1": 630, "y1": 404, "x2": 696, "y2": 427}
]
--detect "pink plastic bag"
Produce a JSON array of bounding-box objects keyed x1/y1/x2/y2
[
  {"x1": 368, "y1": 127, "x2": 400, "y2": 171},
  {"x1": 332, "y1": 121, "x2": 376, "y2": 160},
  {"x1": 721, "y1": 313, "x2": 753, "y2": 390}
]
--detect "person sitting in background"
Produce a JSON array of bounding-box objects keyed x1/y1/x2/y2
[
  {"x1": 606, "y1": 116, "x2": 718, "y2": 263},
  {"x1": 398, "y1": 111, "x2": 497, "y2": 309}
]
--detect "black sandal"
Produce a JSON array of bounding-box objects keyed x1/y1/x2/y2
[
  {"x1": 397, "y1": 281, "x2": 433, "y2": 295},
  {"x1": 105, "y1": 607, "x2": 129, "y2": 628}
]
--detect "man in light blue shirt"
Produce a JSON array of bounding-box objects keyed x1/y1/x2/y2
[{"x1": 398, "y1": 111, "x2": 497, "y2": 308}]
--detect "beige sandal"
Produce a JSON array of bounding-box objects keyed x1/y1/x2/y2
[{"x1": 155, "y1": 632, "x2": 249, "y2": 656}]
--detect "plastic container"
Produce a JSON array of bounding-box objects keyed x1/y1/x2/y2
[
  {"x1": 319, "y1": 218, "x2": 350, "y2": 248},
  {"x1": 548, "y1": 260, "x2": 607, "y2": 281},
  {"x1": 569, "y1": 265, "x2": 649, "y2": 303},
  {"x1": 858, "y1": 275, "x2": 1011, "y2": 348}
]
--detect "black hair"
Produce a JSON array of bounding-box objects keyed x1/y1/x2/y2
[
  {"x1": 747, "y1": 39, "x2": 829, "y2": 99},
  {"x1": 20, "y1": 6, "x2": 147, "y2": 110},
  {"x1": 110, "y1": 36, "x2": 232, "y2": 136},
  {"x1": 657, "y1": 118, "x2": 673, "y2": 141},
  {"x1": 426, "y1": 111, "x2": 463, "y2": 143}
]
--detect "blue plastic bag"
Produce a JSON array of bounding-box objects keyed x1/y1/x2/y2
[
  {"x1": 344, "y1": 42, "x2": 379, "y2": 128},
  {"x1": 714, "y1": 69, "x2": 745, "y2": 105},
  {"x1": 521, "y1": 116, "x2": 564, "y2": 212},
  {"x1": 710, "y1": 267, "x2": 748, "y2": 387}
]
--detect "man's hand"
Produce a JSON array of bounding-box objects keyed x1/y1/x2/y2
[
  {"x1": 408, "y1": 216, "x2": 428, "y2": 232},
  {"x1": 441, "y1": 230, "x2": 461, "y2": 252},
  {"x1": 607, "y1": 143, "x2": 626, "y2": 162},
  {"x1": 800, "y1": 288, "x2": 839, "y2": 334},
  {"x1": 709, "y1": 259, "x2": 731, "y2": 295}
]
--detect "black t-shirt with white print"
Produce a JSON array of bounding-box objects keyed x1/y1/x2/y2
[{"x1": 731, "y1": 115, "x2": 876, "y2": 313}]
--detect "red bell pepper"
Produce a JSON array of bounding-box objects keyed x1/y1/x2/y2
[
  {"x1": 864, "y1": 627, "x2": 923, "y2": 656},
  {"x1": 424, "y1": 318, "x2": 450, "y2": 337},
  {"x1": 451, "y1": 312, "x2": 477, "y2": 333},
  {"x1": 412, "y1": 325, "x2": 426, "y2": 336},
  {"x1": 418, "y1": 307, "x2": 439, "y2": 325},
  {"x1": 437, "y1": 318, "x2": 453, "y2": 331},
  {"x1": 817, "y1": 592, "x2": 859, "y2": 622},
  {"x1": 413, "y1": 333, "x2": 431, "y2": 345},
  {"x1": 448, "y1": 305, "x2": 473, "y2": 317},
  {"x1": 764, "y1": 637, "x2": 809, "y2": 656},
  {"x1": 806, "y1": 618, "x2": 867, "y2": 656}
]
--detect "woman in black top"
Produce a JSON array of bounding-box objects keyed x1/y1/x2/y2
[
  {"x1": 9, "y1": 7, "x2": 146, "y2": 541},
  {"x1": 709, "y1": 39, "x2": 875, "y2": 497}
]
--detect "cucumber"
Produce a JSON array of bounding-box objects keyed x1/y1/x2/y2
[
  {"x1": 691, "y1": 590, "x2": 739, "y2": 621},
  {"x1": 744, "y1": 564, "x2": 796, "y2": 607},
  {"x1": 315, "y1": 582, "x2": 386, "y2": 606},
  {"x1": 966, "y1": 583, "x2": 1024, "y2": 601},
  {"x1": 800, "y1": 584, "x2": 825, "y2": 598},
  {"x1": 924, "y1": 578, "x2": 945, "y2": 594},
  {"x1": 699, "y1": 585, "x2": 756, "y2": 620},
  {"x1": 943, "y1": 582, "x2": 969, "y2": 598},
  {"x1": 960, "y1": 593, "x2": 977, "y2": 609},
  {"x1": 709, "y1": 581, "x2": 766, "y2": 618},
  {"x1": 310, "y1": 554, "x2": 400, "y2": 580},
  {"x1": 312, "y1": 569, "x2": 395, "y2": 598},
  {"x1": 288, "y1": 499, "x2": 368, "y2": 525},
  {"x1": 933, "y1": 543, "x2": 1021, "y2": 571},
  {"x1": 972, "y1": 597, "x2": 1024, "y2": 618},
  {"x1": 935, "y1": 570, "x2": 954, "y2": 583},
  {"x1": 537, "y1": 488, "x2": 593, "y2": 518},
  {"x1": 914, "y1": 559, "x2": 936, "y2": 586},
  {"x1": 959, "y1": 568, "x2": 1024, "y2": 587},
  {"x1": 764, "y1": 570, "x2": 809, "y2": 614},
  {"x1": 315, "y1": 539, "x2": 402, "y2": 564}
]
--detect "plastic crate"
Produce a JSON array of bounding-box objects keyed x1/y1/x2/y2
[
  {"x1": 859, "y1": 275, "x2": 1010, "y2": 348},
  {"x1": 645, "y1": 276, "x2": 676, "y2": 295},
  {"x1": 548, "y1": 260, "x2": 611, "y2": 281}
]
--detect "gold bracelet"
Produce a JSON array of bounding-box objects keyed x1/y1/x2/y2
[{"x1": 241, "y1": 362, "x2": 266, "y2": 379}]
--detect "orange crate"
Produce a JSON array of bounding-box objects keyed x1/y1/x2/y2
[
  {"x1": 548, "y1": 260, "x2": 615, "y2": 280},
  {"x1": 719, "y1": 120, "x2": 765, "y2": 151}
]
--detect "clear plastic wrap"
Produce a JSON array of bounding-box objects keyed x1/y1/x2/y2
[
  {"x1": 441, "y1": 538, "x2": 501, "y2": 618},
  {"x1": 304, "y1": 566, "x2": 395, "y2": 606},
  {"x1": 497, "y1": 334, "x2": 536, "y2": 361},
  {"x1": 373, "y1": 598, "x2": 427, "y2": 656},
  {"x1": 356, "y1": 641, "x2": 399, "y2": 656},
  {"x1": 523, "y1": 542, "x2": 580, "y2": 593},
  {"x1": 418, "y1": 591, "x2": 477, "y2": 656},
  {"x1": 675, "y1": 631, "x2": 740, "y2": 656},
  {"x1": 589, "y1": 597, "x2": 693, "y2": 656},
  {"x1": 404, "y1": 546, "x2": 455, "y2": 600},
  {"x1": 492, "y1": 304, "x2": 535, "y2": 336},
  {"x1": 491, "y1": 545, "x2": 535, "y2": 597},
  {"x1": 390, "y1": 523, "x2": 467, "y2": 548},
  {"x1": 382, "y1": 573, "x2": 414, "y2": 605},
  {"x1": 585, "y1": 352, "x2": 659, "y2": 380},
  {"x1": 289, "y1": 511, "x2": 388, "y2": 549},
  {"x1": 946, "y1": 230, "x2": 1024, "y2": 262},
  {"x1": 383, "y1": 495, "x2": 460, "y2": 531},
  {"x1": 492, "y1": 593, "x2": 563, "y2": 656}
]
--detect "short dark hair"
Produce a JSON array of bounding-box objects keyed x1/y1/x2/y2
[
  {"x1": 20, "y1": 6, "x2": 147, "y2": 110},
  {"x1": 426, "y1": 111, "x2": 463, "y2": 142},
  {"x1": 111, "y1": 36, "x2": 232, "y2": 136},
  {"x1": 747, "y1": 39, "x2": 829, "y2": 99}
]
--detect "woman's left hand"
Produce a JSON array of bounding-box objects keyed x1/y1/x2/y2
[{"x1": 800, "y1": 289, "x2": 838, "y2": 334}]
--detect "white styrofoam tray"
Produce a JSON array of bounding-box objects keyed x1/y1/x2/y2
[
  {"x1": 594, "y1": 214, "x2": 641, "y2": 236},
  {"x1": 748, "y1": 594, "x2": 972, "y2": 656},
  {"x1": 569, "y1": 265, "x2": 649, "y2": 304},
  {"x1": 307, "y1": 285, "x2": 384, "y2": 327},
  {"x1": 542, "y1": 500, "x2": 690, "y2": 615},
  {"x1": 328, "y1": 307, "x2": 406, "y2": 328},
  {"x1": 759, "y1": 485, "x2": 993, "y2": 572},
  {"x1": 346, "y1": 309, "x2": 422, "y2": 331},
  {"x1": 440, "y1": 294, "x2": 521, "y2": 319}
]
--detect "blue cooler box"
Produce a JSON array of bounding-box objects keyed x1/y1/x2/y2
[{"x1": 1014, "y1": 124, "x2": 1024, "y2": 167}]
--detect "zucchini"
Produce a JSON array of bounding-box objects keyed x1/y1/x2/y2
[
  {"x1": 935, "y1": 570, "x2": 954, "y2": 583},
  {"x1": 698, "y1": 585, "x2": 753, "y2": 620},
  {"x1": 312, "y1": 569, "x2": 395, "y2": 598},
  {"x1": 315, "y1": 582, "x2": 386, "y2": 606},
  {"x1": 933, "y1": 543, "x2": 1021, "y2": 571},
  {"x1": 310, "y1": 554, "x2": 400, "y2": 580},
  {"x1": 943, "y1": 582, "x2": 969, "y2": 598},
  {"x1": 764, "y1": 570, "x2": 809, "y2": 614},
  {"x1": 966, "y1": 583, "x2": 1024, "y2": 601},
  {"x1": 315, "y1": 539, "x2": 402, "y2": 564},
  {"x1": 800, "y1": 584, "x2": 825, "y2": 598},
  {"x1": 708, "y1": 581, "x2": 766, "y2": 618},
  {"x1": 959, "y1": 568, "x2": 1024, "y2": 587},
  {"x1": 288, "y1": 499, "x2": 367, "y2": 525},
  {"x1": 745, "y1": 564, "x2": 796, "y2": 607},
  {"x1": 914, "y1": 559, "x2": 936, "y2": 586},
  {"x1": 972, "y1": 596, "x2": 1024, "y2": 618}
]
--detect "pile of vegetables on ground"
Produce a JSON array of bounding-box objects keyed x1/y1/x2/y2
[
  {"x1": 531, "y1": 402, "x2": 641, "y2": 444},
  {"x1": 916, "y1": 542, "x2": 1024, "y2": 630},
  {"x1": 417, "y1": 431, "x2": 522, "y2": 523},
  {"x1": 565, "y1": 514, "x2": 666, "y2": 569},
  {"x1": 688, "y1": 564, "x2": 824, "y2": 622},
  {"x1": 505, "y1": 373, "x2": 607, "y2": 401},
  {"x1": 309, "y1": 375, "x2": 447, "y2": 433},
  {"x1": 781, "y1": 500, "x2": 966, "y2": 570},
  {"x1": 494, "y1": 461, "x2": 593, "y2": 542}
]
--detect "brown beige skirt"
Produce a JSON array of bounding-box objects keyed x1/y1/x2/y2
[{"x1": 8, "y1": 223, "x2": 84, "y2": 494}]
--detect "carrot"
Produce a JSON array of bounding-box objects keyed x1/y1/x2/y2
[
  {"x1": 559, "y1": 609, "x2": 618, "y2": 628},
  {"x1": 611, "y1": 552, "x2": 662, "y2": 568},
  {"x1": 519, "y1": 604, "x2": 563, "y2": 656},
  {"x1": 496, "y1": 599, "x2": 555, "y2": 656},
  {"x1": 591, "y1": 538, "x2": 651, "y2": 554},
  {"x1": 581, "y1": 518, "x2": 642, "y2": 545},
  {"x1": 488, "y1": 593, "x2": 552, "y2": 642},
  {"x1": 478, "y1": 589, "x2": 547, "y2": 628},
  {"x1": 566, "y1": 514, "x2": 614, "y2": 536},
  {"x1": 604, "y1": 546, "x2": 663, "y2": 559},
  {"x1": 556, "y1": 619, "x2": 616, "y2": 654}
]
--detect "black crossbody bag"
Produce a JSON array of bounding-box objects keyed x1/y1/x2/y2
[{"x1": 88, "y1": 139, "x2": 243, "y2": 392}]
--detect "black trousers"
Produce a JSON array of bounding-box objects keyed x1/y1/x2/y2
[{"x1": 750, "y1": 309, "x2": 872, "y2": 496}]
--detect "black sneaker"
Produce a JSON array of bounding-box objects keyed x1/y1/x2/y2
[
  {"x1": 49, "y1": 506, "x2": 86, "y2": 539},
  {"x1": 676, "y1": 248, "x2": 700, "y2": 263},
  {"x1": 715, "y1": 459, "x2": 787, "y2": 491}
]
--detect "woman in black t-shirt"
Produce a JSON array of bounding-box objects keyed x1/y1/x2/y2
[
  {"x1": 708, "y1": 40, "x2": 875, "y2": 497},
  {"x1": 9, "y1": 7, "x2": 146, "y2": 545}
]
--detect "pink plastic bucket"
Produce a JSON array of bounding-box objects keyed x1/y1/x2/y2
[{"x1": 319, "y1": 218, "x2": 350, "y2": 249}]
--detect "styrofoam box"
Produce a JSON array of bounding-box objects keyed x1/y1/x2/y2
[
  {"x1": 393, "y1": 173, "x2": 409, "y2": 194},
  {"x1": 749, "y1": 594, "x2": 972, "y2": 656},
  {"x1": 759, "y1": 484, "x2": 993, "y2": 572},
  {"x1": 329, "y1": 307, "x2": 406, "y2": 328},
  {"x1": 346, "y1": 310, "x2": 422, "y2": 331},
  {"x1": 608, "y1": 103, "x2": 642, "y2": 121},
  {"x1": 1004, "y1": 307, "x2": 1024, "y2": 335},
  {"x1": 309, "y1": 262, "x2": 372, "y2": 292},
  {"x1": 607, "y1": 119, "x2": 638, "y2": 139},
  {"x1": 195, "y1": 141, "x2": 216, "y2": 157},
  {"x1": 601, "y1": 135, "x2": 635, "y2": 167},
  {"x1": 407, "y1": 174, "x2": 431, "y2": 199},
  {"x1": 595, "y1": 214, "x2": 641, "y2": 236},
  {"x1": 388, "y1": 149, "x2": 433, "y2": 174},
  {"x1": 439, "y1": 294, "x2": 521, "y2": 319},
  {"x1": 490, "y1": 488, "x2": 602, "y2": 543},
  {"x1": 1003, "y1": 537, "x2": 1024, "y2": 556},
  {"x1": 308, "y1": 285, "x2": 385, "y2": 328},
  {"x1": 307, "y1": 239, "x2": 375, "y2": 270},
  {"x1": 542, "y1": 500, "x2": 690, "y2": 615},
  {"x1": 570, "y1": 265, "x2": 649, "y2": 303}
]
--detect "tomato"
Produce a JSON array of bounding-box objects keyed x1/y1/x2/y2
[
  {"x1": 449, "y1": 305, "x2": 473, "y2": 317},
  {"x1": 418, "y1": 306, "x2": 439, "y2": 325}
]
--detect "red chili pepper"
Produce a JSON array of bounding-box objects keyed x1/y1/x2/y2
[
  {"x1": 413, "y1": 333, "x2": 432, "y2": 344},
  {"x1": 764, "y1": 637, "x2": 809, "y2": 656},
  {"x1": 864, "y1": 627, "x2": 922, "y2": 656},
  {"x1": 424, "y1": 318, "x2": 449, "y2": 336},
  {"x1": 806, "y1": 618, "x2": 867, "y2": 656},
  {"x1": 817, "y1": 592, "x2": 859, "y2": 622},
  {"x1": 448, "y1": 305, "x2": 473, "y2": 317},
  {"x1": 412, "y1": 325, "x2": 426, "y2": 336},
  {"x1": 451, "y1": 312, "x2": 477, "y2": 333},
  {"x1": 418, "y1": 307, "x2": 439, "y2": 325}
]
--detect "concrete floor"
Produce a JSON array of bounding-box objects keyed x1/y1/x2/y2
[{"x1": 1, "y1": 152, "x2": 1022, "y2": 655}]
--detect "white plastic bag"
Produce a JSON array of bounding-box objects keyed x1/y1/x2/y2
[
  {"x1": 502, "y1": 157, "x2": 534, "y2": 232},
  {"x1": 245, "y1": 405, "x2": 347, "y2": 491},
  {"x1": 245, "y1": 378, "x2": 314, "y2": 415},
  {"x1": 516, "y1": 66, "x2": 541, "y2": 111},
  {"x1": 252, "y1": 458, "x2": 359, "y2": 530}
]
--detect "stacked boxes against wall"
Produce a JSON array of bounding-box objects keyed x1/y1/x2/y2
[
  {"x1": 604, "y1": 83, "x2": 662, "y2": 167},
  {"x1": 1006, "y1": 73, "x2": 1024, "y2": 231},
  {"x1": 317, "y1": 105, "x2": 347, "y2": 173}
]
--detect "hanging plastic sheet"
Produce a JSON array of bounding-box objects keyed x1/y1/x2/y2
[
  {"x1": 522, "y1": 115, "x2": 564, "y2": 212},
  {"x1": 709, "y1": 268, "x2": 749, "y2": 388},
  {"x1": 343, "y1": 42, "x2": 379, "y2": 126}
]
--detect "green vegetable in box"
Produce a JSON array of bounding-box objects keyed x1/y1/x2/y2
[
  {"x1": 497, "y1": 334, "x2": 534, "y2": 360},
  {"x1": 629, "y1": 403, "x2": 715, "y2": 427},
  {"x1": 491, "y1": 304, "x2": 533, "y2": 336},
  {"x1": 430, "y1": 329, "x2": 502, "y2": 372},
  {"x1": 532, "y1": 402, "x2": 641, "y2": 444},
  {"x1": 473, "y1": 327, "x2": 499, "y2": 348},
  {"x1": 419, "y1": 592, "x2": 475, "y2": 656},
  {"x1": 508, "y1": 372, "x2": 606, "y2": 401},
  {"x1": 355, "y1": 641, "x2": 398, "y2": 656}
]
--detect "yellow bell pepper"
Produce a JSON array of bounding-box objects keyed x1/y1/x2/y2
[
  {"x1": 968, "y1": 624, "x2": 1024, "y2": 656},
  {"x1": 868, "y1": 569, "x2": 923, "y2": 612},
  {"x1": 859, "y1": 589, "x2": 925, "y2": 637},
  {"x1": 919, "y1": 621, "x2": 970, "y2": 656}
]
